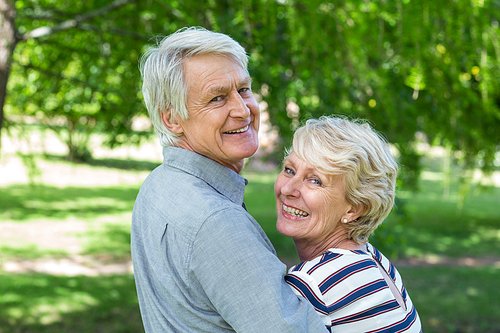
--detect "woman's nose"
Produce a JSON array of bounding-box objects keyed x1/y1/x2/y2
[{"x1": 281, "y1": 177, "x2": 301, "y2": 198}]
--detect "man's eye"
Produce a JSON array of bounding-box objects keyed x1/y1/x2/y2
[
  {"x1": 211, "y1": 96, "x2": 222, "y2": 102},
  {"x1": 238, "y1": 87, "x2": 250, "y2": 94}
]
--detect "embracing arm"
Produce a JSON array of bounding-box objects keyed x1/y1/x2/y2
[{"x1": 189, "y1": 209, "x2": 328, "y2": 333}]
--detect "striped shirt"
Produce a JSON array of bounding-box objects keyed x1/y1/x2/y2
[{"x1": 285, "y1": 244, "x2": 422, "y2": 333}]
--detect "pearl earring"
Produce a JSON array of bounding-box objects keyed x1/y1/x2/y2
[{"x1": 343, "y1": 218, "x2": 348, "y2": 223}]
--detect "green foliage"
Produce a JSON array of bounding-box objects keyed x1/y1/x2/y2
[
  {"x1": 239, "y1": 0, "x2": 500, "y2": 190},
  {"x1": 17, "y1": 152, "x2": 43, "y2": 184},
  {"x1": 6, "y1": 0, "x2": 149, "y2": 161},
  {"x1": 368, "y1": 196, "x2": 410, "y2": 259},
  {"x1": 4, "y1": 0, "x2": 500, "y2": 187}
]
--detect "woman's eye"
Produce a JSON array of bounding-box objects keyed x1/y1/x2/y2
[
  {"x1": 284, "y1": 167, "x2": 295, "y2": 176},
  {"x1": 311, "y1": 178, "x2": 323, "y2": 186}
]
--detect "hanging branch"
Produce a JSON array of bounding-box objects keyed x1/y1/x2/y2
[
  {"x1": 78, "y1": 23, "x2": 149, "y2": 40},
  {"x1": 19, "y1": 0, "x2": 138, "y2": 41}
]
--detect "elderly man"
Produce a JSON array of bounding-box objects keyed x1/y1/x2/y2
[{"x1": 131, "y1": 27, "x2": 328, "y2": 332}]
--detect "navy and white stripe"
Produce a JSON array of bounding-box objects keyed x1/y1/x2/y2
[{"x1": 285, "y1": 244, "x2": 422, "y2": 332}]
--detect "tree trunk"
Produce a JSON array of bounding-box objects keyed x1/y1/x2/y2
[{"x1": 0, "y1": 0, "x2": 18, "y2": 141}]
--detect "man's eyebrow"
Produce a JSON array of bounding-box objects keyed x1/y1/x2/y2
[
  {"x1": 240, "y1": 77, "x2": 253, "y2": 86},
  {"x1": 207, "y1": 77, "x2": 253, "y2": 95}
]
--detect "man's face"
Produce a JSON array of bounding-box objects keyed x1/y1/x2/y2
[{"x1": 174, "y1": 54, "x2": 260, "y2": 173}]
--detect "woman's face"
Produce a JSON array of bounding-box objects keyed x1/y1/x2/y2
[{"x1": 274, "y1": 151, "x2": 355, "y2": 244}]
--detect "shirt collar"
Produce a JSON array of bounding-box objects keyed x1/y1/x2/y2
[{"x1": 163, "y1": 146, "x2": 248, "y2": 206}]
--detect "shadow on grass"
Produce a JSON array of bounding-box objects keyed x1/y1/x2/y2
[
  {"x1": 0, "y1": 273, "x2": 144, "y2": 333},
  {"x1": 81, "y1": 221, "x2": 132, "y2": 259},
  {"x1": 0, "y1": 183, "x2": 140, "y2": 222},
  {"x1": 400, "y1": 265, "x2": 500, "y2": 333},
  {"x1": 42, "y1": 153, "x2": 161, "y2": 172}
]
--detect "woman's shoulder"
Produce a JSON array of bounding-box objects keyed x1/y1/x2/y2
[
  {"x1": 365, "y1": 243, "x2": 402, "y2": 280},
  {"x1": 288, "y1": 247, "x2": 374, "y2": 277}
]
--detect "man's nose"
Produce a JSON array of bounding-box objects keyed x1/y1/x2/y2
[{"x1": 229, "y1": 91, "x2": 251, "y2": 118}]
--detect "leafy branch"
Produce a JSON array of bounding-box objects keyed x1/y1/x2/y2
[{"x1": 19, "y1": 0, "x2": 138, "y2": 41}]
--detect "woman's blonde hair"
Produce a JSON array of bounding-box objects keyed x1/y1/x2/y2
[{"x1": 291, "y1": 115, "x2": 398, "y2": 244}]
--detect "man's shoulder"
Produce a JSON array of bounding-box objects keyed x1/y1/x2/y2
[{"x1": 135, "y1": 163, "x2": 248, "y2": 236}]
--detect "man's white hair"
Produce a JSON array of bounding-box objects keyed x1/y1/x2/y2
[{"x1": 139, "y1": 27, "x2": 249, "y2": 147}]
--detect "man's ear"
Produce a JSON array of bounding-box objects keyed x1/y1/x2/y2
[{"x1": 161, "y1": 108, "x2": 183, "y2": 134}]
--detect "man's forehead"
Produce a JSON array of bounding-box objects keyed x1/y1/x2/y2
[
  {"x1": 184, "y1": 55, "x2": 250, "y2": 91},
  {"x1": 205, "y1": 76, "x2": 252, "y2": 92}
]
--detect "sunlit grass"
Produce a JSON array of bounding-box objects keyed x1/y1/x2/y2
[
  {"x1": 394, "y1": 176, "x2": 500, "y2": 258},
  {"x1": 0, "y1": 243, "x2": 69, "y2": 260}
]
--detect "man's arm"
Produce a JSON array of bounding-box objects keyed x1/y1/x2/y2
[{"x1": 189, "y1": 208, "x2": 329, "y2": 333}]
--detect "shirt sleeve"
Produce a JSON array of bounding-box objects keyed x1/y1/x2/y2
[
  {"x1": 189, "y1": 208, "x2": 329, "y2": 333},
  {"x1": 285, "y1": 271, "x2": 332, "y2": 327}
]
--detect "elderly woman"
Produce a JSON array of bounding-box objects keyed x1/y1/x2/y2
[{"x1": 275, "y1": 116, "x2": 422, "y2": 332}]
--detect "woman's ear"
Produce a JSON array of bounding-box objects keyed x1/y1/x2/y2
[
  {"x1": 161, "y1": 108, "x2": 183, "y2": 134},
  {"x1": 342, "y1": 205, "x2": 363, "y2": 223}
]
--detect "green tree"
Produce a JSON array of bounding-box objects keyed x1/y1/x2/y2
[
  {"x1": 239, "y1": 0, "x2": 500, "y2": 189},
  {"x1": 0, "y1": 0, "x2": 16, "y2": 136},
  {"x1": 3, "y1": 0, "x2": 499, "y2": 183},
  {"x1": 1, "y1": 0, "x2": 145, "y2": 161},
  {"x1": 1, "y1": 0, "x2": 252, "y2": 161}
]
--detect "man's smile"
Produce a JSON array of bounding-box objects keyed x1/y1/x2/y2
[{"x1": 224, "y1": 124, "x2": 250, "y2": 134}]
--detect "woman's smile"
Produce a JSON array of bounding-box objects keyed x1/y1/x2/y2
[{"x1": 282, "y1": 203, "x2": 309, "y2": 218}]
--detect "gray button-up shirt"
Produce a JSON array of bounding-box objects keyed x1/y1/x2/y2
[{"x1": 131, "y1": 147, "x2": 327, "y2": 332}]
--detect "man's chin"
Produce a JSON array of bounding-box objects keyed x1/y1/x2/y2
[{"x1": 240, "y1": 142, "x2": 259, "y2": 159}]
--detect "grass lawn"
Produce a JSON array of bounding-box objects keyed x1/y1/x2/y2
[
  {"x1": 0, "y1": 273, "x2": 143, "y2": 333},
  {"x1": 0, "y1": 149, "x2": 499, "y2": 332},
  {"x1": 399, "y1": 266, "x2": 500, "y2": 333},
  {"x1": 242, "y1": 155, "x2": 500, "y2": 333}
]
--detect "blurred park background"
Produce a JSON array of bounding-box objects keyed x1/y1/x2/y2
[{"x1": 1, "y1": 0, "x2": 500, "y2": 332}]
